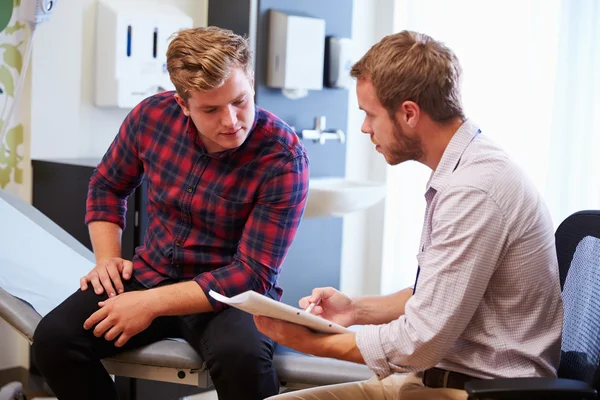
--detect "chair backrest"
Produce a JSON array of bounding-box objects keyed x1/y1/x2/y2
[{"x1": 555, "y1": 210, "x2": 600, "y2": 389}]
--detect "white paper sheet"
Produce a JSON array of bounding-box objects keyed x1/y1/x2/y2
[
  {"x1": 0, "y1": 198, "x2": 94, "y2": 317},
  {"x1": 209, "y1": 290, "x2": 352, "y2": 334}
]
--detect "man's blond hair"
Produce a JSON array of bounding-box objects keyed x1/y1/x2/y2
[
  {"x1": 351, "y1": 30, "x2": 464, "y2": 122},
  {"x1": 166, "y1": 26, "x2": 252, "y2": 102}
]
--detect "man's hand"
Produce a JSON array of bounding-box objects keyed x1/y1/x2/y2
[
  {"x1": 254, "y1": 315, "x2": 323, "y2": 354},
  {"x1": 299, "y1": 287, "x2": 357, "y2": 327},
  {"x1": 83, "y1": 290, "x2": 155, "y2": 347},
  {"x1": 253, "y1": 316, "x2": 364, "y2": 364},
  {"x1": 80, "y1": 257, "x2": 133, "y2": 297}
]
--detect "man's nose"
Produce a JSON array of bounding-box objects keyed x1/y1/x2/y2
[
  {"x1": 361, "y1": 120, "x2": 371, "y2": 135},
  {"x1": 222, "y1": 105, "x2": 237, "y2": 128}
]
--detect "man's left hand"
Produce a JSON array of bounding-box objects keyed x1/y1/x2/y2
[
  {"x1": 254, "y1": 315, "x2": 323, "y2": 354},
  {"x1": 254, "y1": 315, "x2": 365, "y2": 364},
  {"x1": 84, "y1": 291, "x2": 156, "y2": 347}
]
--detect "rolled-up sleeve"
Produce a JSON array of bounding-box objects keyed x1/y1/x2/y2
[
  {"x1": 357, "y1": 186, "x2": 509, "y2": 378},
  {"x1": 85, "y1": 103, "x2": 145, "y2": 229},
  {"x1": 195, "y1": 154, "x2": 309, "y2": 312}
]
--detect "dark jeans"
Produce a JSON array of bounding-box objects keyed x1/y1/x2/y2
[{"x1": 31, "y1": 278, "x2": 279, "y2": 400}]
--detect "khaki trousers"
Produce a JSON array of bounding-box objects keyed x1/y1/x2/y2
[{"x1": 269, "y1": 373, "x2": 468, "y2": 400}]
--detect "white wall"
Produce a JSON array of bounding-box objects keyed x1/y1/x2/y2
[
  {"x1": 31, "y1": 0, "x2": 208, "y2": 160},
  {"x1": 340, "y1": 0, "x2": 396, "y2": 297}
]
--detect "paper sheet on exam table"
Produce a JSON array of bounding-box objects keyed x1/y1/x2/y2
[
  {"x1": 0, "y1": 199, "x2": 93, "y2": 317},
  {"x1": 209, "y1": 290, "x2": 352, "y2": 334}
]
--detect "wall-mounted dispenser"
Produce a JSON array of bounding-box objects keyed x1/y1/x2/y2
[
  {"x1": 267, "y1": 10, "x2": 325, "y2": 99},
  {"x1": 94, "y1": 0, "x2": 193, "y2": 108},
  {"x1": 327, "y1": 37, "x2": 355, "y2": 89}
]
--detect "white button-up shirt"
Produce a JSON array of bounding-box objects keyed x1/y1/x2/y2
[{"x1": 356, "y1": 120, "x2": 563, "y2": 380}]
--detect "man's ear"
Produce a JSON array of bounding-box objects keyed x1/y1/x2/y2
[
  {"x1": 396, "y1": 101, "x2": 420, "y2": 128},
  {"x1": 248, "y1": 70, "x2": 255, "y2": 88},
  {"x1": 174, "y1": 93, "x2": 190, "y2": 116}
]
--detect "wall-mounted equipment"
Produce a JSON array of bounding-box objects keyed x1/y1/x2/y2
[
  {"x1": 299, "y1": 116, "x2": 345, "y2": 145},
  {"x1": 267, "y1": 10, "x2": 325, "y2": 99},
  {"x1": 327, "y1": 37, "x2": 355, "y2": 89},
  {"x1": 94, "y1": 0, "x2": 193, "y2": 108}
]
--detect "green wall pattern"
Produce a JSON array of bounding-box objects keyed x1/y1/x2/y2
[{"x1": 0, "y1": 0, "x2": 25, "y2": 188}]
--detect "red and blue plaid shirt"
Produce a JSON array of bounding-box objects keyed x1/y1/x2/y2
[{"x1": 85, "y1": 92, "x2": 309, "y2": 311}]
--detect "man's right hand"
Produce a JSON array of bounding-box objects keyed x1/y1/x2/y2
[
  {"x1": 299, "y1": 287, "x2": 357, "y2": 327},
  {"x1": 80, "y1": 257, "x2": 133, "y2": 298}
]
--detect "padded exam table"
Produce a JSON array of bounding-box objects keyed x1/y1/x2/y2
[{"x1": 0, "y1": 189, "x2": 373, "y2": 392}]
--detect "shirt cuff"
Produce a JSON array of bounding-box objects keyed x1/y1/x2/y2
[
  {"x1": 194, "y1": 274, "x2": 226, "y2": 313},
  {"x1": 356, "y1": 325, "x2": 392, "y2": 379},
  {"x1": 85, "y1": 211, "x2": 126, "y2": 230}
]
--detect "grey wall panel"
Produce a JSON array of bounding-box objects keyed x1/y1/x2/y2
[{"x1": 207, "y1": 0, "x2": 252, "y2": 36}]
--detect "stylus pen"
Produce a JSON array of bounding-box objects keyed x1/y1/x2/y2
[{"x1": 305, "y1": 299, "x2": 322, "y2": 314}]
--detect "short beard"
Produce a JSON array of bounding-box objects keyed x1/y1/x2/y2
[{"x1": 385, "y1": 119, "x2": 424, "y2": 165}]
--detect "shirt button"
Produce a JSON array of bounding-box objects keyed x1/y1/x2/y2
[
  {"x1": 187, "y1": 187, "x2": 193, "y2": 193},
  {"x1": 176, "y1": 241, "x2": 181, "y2": 247}
]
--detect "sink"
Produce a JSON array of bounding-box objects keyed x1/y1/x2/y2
[{"x1": 304, "y1": 177, "x2": 386, "y2": 218}]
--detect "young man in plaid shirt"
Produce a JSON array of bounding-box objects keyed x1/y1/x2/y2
[{"x1": 32, "y1": 27, "x2": 309, "y2": 400}]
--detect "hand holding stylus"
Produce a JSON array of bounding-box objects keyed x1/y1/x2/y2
[{"x1": 299, "y1": 287, "x2": 357, "y2": 327}]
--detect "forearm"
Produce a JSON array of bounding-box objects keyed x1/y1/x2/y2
[
  {"x1": 88, "y1": 221, "x2": 123, "y2": 261},
  {"x1": 353, "y1": 287, "x2": 413, "y2": 325},
  {"x1": 309, "y1": 333, "x2": 365, "y2": 364},
  {"x1": 147, "y1": 281, "x2": 214, "y2": 317}
]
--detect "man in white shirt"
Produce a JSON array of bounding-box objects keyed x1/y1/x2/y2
[{"x1": 254, "y1": 30, "x2": 563, "y2": 399}]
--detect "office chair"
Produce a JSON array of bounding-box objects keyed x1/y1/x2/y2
[{"x1": 466, "y1": 210, "x2": 600, "y2": 399}]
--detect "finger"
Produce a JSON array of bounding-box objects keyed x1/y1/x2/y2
[
  {"x1": 104, "y1": 325, "x2": 122, "y2": 342},
  {"x1": 254, "y1": 315, "x2": 268, "y2": 326},
  {"x1": 311, "y1": 305, "x2": 324, "y2": 315},
  {"x1": 298, "y1": 296, "x2": 311, "y2": 309},
  {"x1": 309, "y1": 287, "x2": 335, "y2": 303},
  {"x1": 121, "y1": 260, "x2": 133, "y2": 280},
  {"x1": 106, "y1": 264, "x2": 124, "y2": 295},
  {"x1": 97, "y1": 268, "x2": 117, "y2": 297},
  {"x1": 84, "y1": 307, "x2": 108, "y2": 330},
  {"x1": 93, "y1": 318, "x2": 114, "y2": 338},
  {"x1": 115, "y1": 333, "x2": 130, "y2": 348},
  {"x1": 89, "y1": 273, "x2": 104, "y2": 295},
  {"x1": 80, "y1": 276, "x2": 88, "y2": 291}
]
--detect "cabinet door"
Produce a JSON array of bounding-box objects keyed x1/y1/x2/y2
[{"x1": 31, "y1": 160, "x2": 138, "y2": 260}]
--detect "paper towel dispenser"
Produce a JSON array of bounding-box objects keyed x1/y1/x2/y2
[
  {"x1": 327, "y1": 37, "x2": 355, "y2": 89},
  {"x1": 267, "y1": 10, "x2": 325, "y2": 98}
]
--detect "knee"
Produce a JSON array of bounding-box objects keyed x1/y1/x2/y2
[
  {"x1": 209, "y1": 336, "x2": 274, "y2": 372},
  {"x1": 204, "y1": 331, "x2": 280, "y2": 397}
]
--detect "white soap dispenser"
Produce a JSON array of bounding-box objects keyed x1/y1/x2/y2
[{"x1": 94, "y1": 0, "x2": 193, "y2": 108}]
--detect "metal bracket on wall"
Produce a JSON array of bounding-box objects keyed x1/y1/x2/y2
[{"x1": 298, "y1": 116, "x2": 346, "y2": 145}]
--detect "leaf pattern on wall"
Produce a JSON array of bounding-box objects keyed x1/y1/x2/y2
[
  {"x1": 0, "y1": 0, "x2": 27, "y2": 190},
  {"x1": 0, "y1": 42, "x2": 23, "y2": 73},
  {"x1": 0, "y1": 64, "x2": 15, "y2": 97},
  {"x1": 4, "y1": 21, "x2": 25, "y2": 35},
  {"x1": 0, "y1": 124, "x2": 23, "y2": 188}
]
